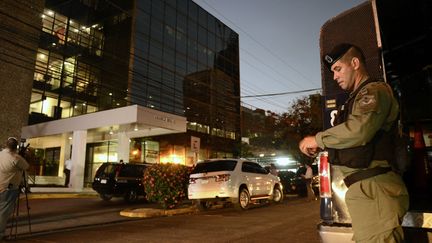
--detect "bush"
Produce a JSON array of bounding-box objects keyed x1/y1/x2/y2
[{"x1": 143, "y1": 163, "x2": 193, "y2": 209}]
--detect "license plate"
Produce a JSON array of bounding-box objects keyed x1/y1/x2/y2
[
  {"x1": 201, "y1": 179, "x2": 208, "y2": 184},
  {"x1": 101, "y1": 179, "x2": 107, "y2": 184}
]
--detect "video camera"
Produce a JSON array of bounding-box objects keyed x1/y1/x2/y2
[
  {"x1": 18, "y1": 138, "x2": 29, "y2": 157},
  {"x1": 16, "y1": 138, "x2": 31, "y2": 194}
]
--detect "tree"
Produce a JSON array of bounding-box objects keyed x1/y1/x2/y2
[
  {"x1": 240, "y1": 94, "x2": 322, "y2": 160},
  {"x1": 276, "y1": 94, "x2": 323, "y2": 162}
]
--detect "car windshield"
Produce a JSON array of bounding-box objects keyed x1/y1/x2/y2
[
  {"x1": 96, "y1": 164, "x2": 117, "y2": 177},
  {"x1": 192, "y1": 160, "x2": 237, "y2": 173}
]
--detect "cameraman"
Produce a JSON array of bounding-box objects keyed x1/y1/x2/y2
[{"x1": 0, "y1": 137, "x2": 29, "y2": 240}]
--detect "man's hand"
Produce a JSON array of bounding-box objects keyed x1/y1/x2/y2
[{"x1": 299, "y1": 136, "x2": 319, "y2": 157}]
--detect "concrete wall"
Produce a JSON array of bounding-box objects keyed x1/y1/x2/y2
[{"x1": 0, "y1": 0, "x2": 43, "y2": 143}]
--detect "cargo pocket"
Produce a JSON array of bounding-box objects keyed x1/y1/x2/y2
[{"x1": 345, "y1": 178, "x2": 381, "y2": 240}]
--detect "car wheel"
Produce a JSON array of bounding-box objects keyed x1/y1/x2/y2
[
  {"x1": 124, "y1": 189, "x2": 139, "y2": 203},
  {"x1": 195, "y1": 199, "x2": 211, "y2": 211},
  {"x1": 272, "y1": 186, "x2": 283, "y2": 203},
  {"x1": 100, "y1": 193, "x2": 113, "y2": 201},
  {"x1": 234, "y1": 188, "x2": 250, "y2": 210}
]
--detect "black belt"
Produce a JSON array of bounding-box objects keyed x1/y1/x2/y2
[{"x1": 344, "y1": 167, "x2": 392, "y2": 188}]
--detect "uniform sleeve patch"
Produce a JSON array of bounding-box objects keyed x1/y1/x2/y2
[
  {"x1": 359, "y1": 88, "x2": 368, "y2": 96},
  {"x1": 359, "y1": 94, "x2": 377, "y2": 112}
]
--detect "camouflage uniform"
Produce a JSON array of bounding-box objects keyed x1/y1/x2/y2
[{"x1": 315, "y1": 79, "x2": 409, "y2": 242}]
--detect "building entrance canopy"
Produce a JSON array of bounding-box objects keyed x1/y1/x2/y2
[
  {"x1": 20, "y1": 105, "x2": 187, "y2": 191},
  {"x1": 21, "y1": 105, "x2": 187, "y2": 139}
]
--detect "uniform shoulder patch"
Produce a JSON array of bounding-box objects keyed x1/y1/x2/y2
[{"x1": 357, "y1": 86, "x2": 378, "y2": 113}]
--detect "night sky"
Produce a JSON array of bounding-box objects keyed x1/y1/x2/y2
[{"x1": 193, "y1": 0, "x2": 365, "y2": 113}]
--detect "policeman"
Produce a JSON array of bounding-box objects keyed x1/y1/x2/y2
[
  {"x1": 0, "y1": 137, "x2": 29, "y2": 240},
  {"x1": 299, "y1": 44, "x2": 409, "y2": 242}
]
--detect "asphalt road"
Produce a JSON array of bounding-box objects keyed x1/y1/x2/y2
[{"x1": 11, "y1": 196, "x2": 321, "y2": 243}]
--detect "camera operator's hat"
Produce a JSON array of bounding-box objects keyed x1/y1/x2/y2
[{"x1": 323, "y1": 43, "x2": 353, "y2": 70}]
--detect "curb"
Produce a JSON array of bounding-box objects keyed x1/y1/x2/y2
[
  {"x1": 26, "y1": 193, "x2": 98, "y2": 200},
  {"x1": 120, "y1": 206, "x2": 198, "y2": 218}
]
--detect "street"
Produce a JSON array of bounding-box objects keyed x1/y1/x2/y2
[{"x1": 11, "y1": 196, "x2": 321, "y2": 242}]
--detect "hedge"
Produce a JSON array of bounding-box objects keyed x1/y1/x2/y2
[{"x1": 143, "y1": 163, "x2": 193, "y2": 209}]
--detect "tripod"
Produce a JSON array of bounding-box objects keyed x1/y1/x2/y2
[{"x1": 7, "y1": 172, "x2": 32, "y2": 240}]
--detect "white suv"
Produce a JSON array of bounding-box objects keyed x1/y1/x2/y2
[{"x1": 188, "y1": 159, "x2": 283, "y2": 210}]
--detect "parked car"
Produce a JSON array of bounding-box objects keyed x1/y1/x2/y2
[
  {"x1": 277, "y1": 170, "x2": 297, "y2": 194},
  {"x1": 188, "y1": 159, "x2": 284, "y2": 210},
  {"x1": 92, "y1": 162, "x2": 149, "y2": 203},
  {"x1": 278, "y1": 164, "x2": 319, "y2": 198}
]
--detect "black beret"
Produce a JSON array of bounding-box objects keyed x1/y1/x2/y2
[{"x1": 323, "y1": 43, "x2": 353, "y2": 70}]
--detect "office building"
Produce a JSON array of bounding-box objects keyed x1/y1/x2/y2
[{"x1": 3, "y1": 0, "x2": 240, "y2": 189}]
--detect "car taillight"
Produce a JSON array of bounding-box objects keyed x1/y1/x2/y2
[
  {"x1": 319, "y1": 151, "x2": 331, "y2": 198},
  {"x1": 189, "y1": 178, "x2": 197, "y2": 184},
  {"x1": 215, "y1": 174, "x2": 230, "y2": 182}
]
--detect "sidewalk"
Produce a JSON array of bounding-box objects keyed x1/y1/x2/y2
[
  {"x1": 27, "y1": 191, "x2": 99, "y2": 200},
  {"x1": 8, "y1": 191, "x2": 197, "y2": 240}
]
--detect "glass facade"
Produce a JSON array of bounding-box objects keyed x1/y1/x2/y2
[
  {"x1": 30, "y1": 1, "x2": 132, "y2": 123},
  {"x1": 29, "y1": 0, "x2": 240, "y2": 170},
  {"x1": 130, "y1": 0, "x2": 240, "y2": 120}
]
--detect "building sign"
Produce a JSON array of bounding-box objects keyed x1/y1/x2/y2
[{"x1": 154, "y1": 115, "x2": 176, "y2": 124}]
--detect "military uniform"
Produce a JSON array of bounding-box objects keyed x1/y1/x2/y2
[{"x1": 315, "y1": 79, "x2": 409, "y2": 242}]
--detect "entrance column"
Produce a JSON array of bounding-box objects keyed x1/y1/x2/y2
[
  {"x1": 59, "y1": 133, "x2": 72, "y2": 177},
  {"x1": 70, "y1": 130, "x2": 87, "y2": 190},
  {"x1": 117, "y1": 132, "x2": 130, "y2": 163}
]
